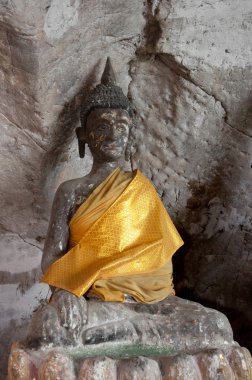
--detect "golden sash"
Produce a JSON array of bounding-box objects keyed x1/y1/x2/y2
[{"x1": 42, "y1": 168, "x2": 184, "y2": 302}]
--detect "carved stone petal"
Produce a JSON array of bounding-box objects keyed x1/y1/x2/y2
[
  {"x1": 78, "y1": 357, "x2": 117, "y2": 380},
  {"x1": 117, "y1": 357, "x2": 162, "y2": 380},
  {"x1": 8, "y1": 343, "x2": 36, "y2": 380},
  {"x1": 160, "y1": 355, "x2": 201, "y2": 380},
  {"x1": 38, "y1": 351, "x2": 75, "y2": 380},
  {"x1": 227, "y1": 347, "x2": 252, "y2": 380},
  {"x1": 196, "y1": 349, "x2": 235, "y2": 380}
]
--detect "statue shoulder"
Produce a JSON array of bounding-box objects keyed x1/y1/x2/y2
[
  {"x1": 56, "y1": 179, "x2": 78, "y2": 197},
  {"x1": 54, "y1": 176, "x2": 90, "y2": 202}
]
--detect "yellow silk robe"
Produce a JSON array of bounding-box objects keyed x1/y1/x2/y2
[{"x1": 42, "y1": 168, "x2": 184, "y2": 303}]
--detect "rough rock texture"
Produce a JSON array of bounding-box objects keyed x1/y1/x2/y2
[{"x1": 1, "y1": 0, "x2": 252, "y2": 377}]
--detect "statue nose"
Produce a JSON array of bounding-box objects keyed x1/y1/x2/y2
[{"x1": 110, "y1": 125, "x2": 118, "y2": 138}]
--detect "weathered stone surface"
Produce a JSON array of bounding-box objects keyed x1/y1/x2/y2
[
  {"x1": 227, "y1": 347, "x2": 252, "y2": 380},
  {"x1": 8, "y1": 346, "x2": 252, "y2": 380},
  {"x1": 8, "y1": 343, "x2": 36, "y2": 380},
  {"x1": 38, "y1": 351, "x2": 75, "y2": 380},
  {"x1": 82, "y1": 296, "x2": 234, "y2": 353},
  {"x1": 160, "y1": 355, "x2": 201, "y2": 380},
  {"x1": 27, "y1": 290, "x2": 87, "y2": 347},
  {"x1": 117, "y1": 357, "x2": 162, "y2": 380},
  {"x1": 26, "y1": 295, "x2": 234, "y2": 355},
  {"x1": 79, "y1": 357, "x2": 117, "y2": 380},
  {"x1": 1, "y1": 0, "x2": 252, "y2": 377},
  {"x1": 196, "y1": 350, "x2": 235, "y2": 380}
]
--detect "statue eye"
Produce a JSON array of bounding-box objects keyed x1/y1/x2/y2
[
  {"x1": 117, "y1": 124, "x2": 128, "y2": 132},
  {"x1": 96, "y1": 125, "x2": 107, "y2": 132}
]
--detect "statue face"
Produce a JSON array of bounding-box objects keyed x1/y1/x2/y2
[{"x1": 85, "y1": 108, "x2": 131, "y2": 161}]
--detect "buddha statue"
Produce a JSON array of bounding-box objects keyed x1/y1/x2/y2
[
  {"x1": 27, "y1": 57, "x2": 184, "y2": 347},
  {"x1": 8, "y1": 58, "x2": 252, "y2": 380}
]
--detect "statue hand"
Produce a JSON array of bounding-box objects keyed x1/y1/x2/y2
[{"x1": 50, "y1": 289, "x2": 88, "y2": 342}]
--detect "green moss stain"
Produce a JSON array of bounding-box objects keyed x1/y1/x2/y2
[{"x1": 66, "y1": 343, "x2": 177, "y2": 360}]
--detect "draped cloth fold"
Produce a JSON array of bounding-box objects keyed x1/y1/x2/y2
[{"x1": 41, "y1": 168, "x2": 184, "y2": 303}]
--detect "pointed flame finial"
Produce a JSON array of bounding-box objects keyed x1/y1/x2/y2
[{"x1": 101, "y1": 57, "x2": 116, "y2": 86}]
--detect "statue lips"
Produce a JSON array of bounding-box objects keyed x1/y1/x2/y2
[{"x1": 101, "y1": 139, "x2": 123, "y2": 153}]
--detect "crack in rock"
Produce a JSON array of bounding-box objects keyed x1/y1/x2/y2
[
  {"x1": 0, "y1": 224, "x2": 42, "y2": 251},
  {"x1": 0, "y1": 112, "x2": 47, "y2": 151},
  {"x1": 158, "y1": 53, "x2": 252, "y2": 140}
]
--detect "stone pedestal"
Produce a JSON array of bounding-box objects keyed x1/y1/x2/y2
[
  {"x1": 8, "y1": 296, "x2": 252, "y2": 379},
  {"x1": 8, "y1": 344, "x2": 252, "y2": 380}
]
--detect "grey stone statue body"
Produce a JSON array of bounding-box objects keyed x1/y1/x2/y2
[{"x1": 27, "y1": 58, "x2": 233, "y2": 354}]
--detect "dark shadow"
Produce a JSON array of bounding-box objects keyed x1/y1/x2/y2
[
  {"x1": 172, "y1": 94, "x2": 252, "y2": 353},
  {"x1": 175, "y1": 290, "x2": 252, "y2": 353},
  {"x1": 40, "y1": 60, "x2": 102, "y2": 183}
]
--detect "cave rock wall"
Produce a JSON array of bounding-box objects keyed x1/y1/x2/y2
[{"x1": 0, "y1": 0, "x2": 251, "y2": 376}]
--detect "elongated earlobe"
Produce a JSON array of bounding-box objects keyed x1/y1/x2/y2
[
  {"x1": 125, "y1": 126, "x2": 133, "y2": 162},
  {"x1": 125, "y1": 144, "x2": 131, "y2": 161},
  {"x1": 76, "y1": 127, "x2": 86, "y2": 158}
]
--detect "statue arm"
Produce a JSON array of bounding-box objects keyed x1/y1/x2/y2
[{"x1": 41, "y1": 183, "x2": 72, "y2": 274}]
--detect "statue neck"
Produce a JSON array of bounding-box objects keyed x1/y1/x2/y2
[{"x1": 89, "y1": 158, "x2": 127, "y2": 178}]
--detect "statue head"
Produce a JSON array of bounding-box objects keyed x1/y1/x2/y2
[{"x1": 77, "y1": 58, "x2": 135, "y2": 161}]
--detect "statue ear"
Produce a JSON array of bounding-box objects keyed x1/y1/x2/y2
[
  {"x1": 125, "y1": 125, "x2": 133, "y2": 162},
  {"x1": 125, "y1": 143, "x2": 131, "y2": 162},
  {"x1": 76, "y1": 127, "x2": 86, "y2": 158}
]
